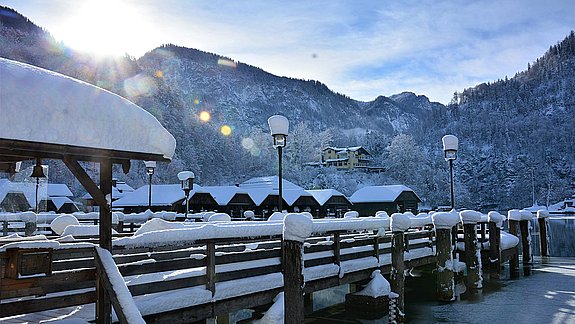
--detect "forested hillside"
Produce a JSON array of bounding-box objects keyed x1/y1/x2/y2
[{"x1": 1, "y1": 6, "x2": 573, "y2": 210}]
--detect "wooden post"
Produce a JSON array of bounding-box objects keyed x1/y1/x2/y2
[
  {"x1": 391, "y1": 231, "x2": 405, "y2": 323},
  {"x1": 282, "y1": 214, "x2": 312, "y2": 324},
  {"x1": 463, "y1": 223, "x2": 481, "y2": 292},
  {"x1": 97, "y1": 159, "x2": 113, "y2": 324},
  {"x1": 206, "y1": 241, "x2": 216, "y2": 296},
  {"x1": 373, "y1": 236, "x2": 380, "y2": 262},
  {"x1": 519, "y1": 220, "x2": 532, "y2": 276},
  {"x1": 537, "y1": 216, "x2": 549, "y2": 257},
  {"x1": 435, "y1": 228, "x2": 454, "y2": 301},
  {"x1": 333, "y1": 232, "x2": 341, "y2": 267},
  {"x1": 3, "y1": 220, "x2": 8, "y2": 236},
  {"x1": 488, "y1": 221, "x2": 501, "y2": 279},
  {"x1": 283, "y1": 240, "x2": 305, "y2": 324},
  {"x1": 508, "y1": 219, "x2": 520, "y2": 278}
]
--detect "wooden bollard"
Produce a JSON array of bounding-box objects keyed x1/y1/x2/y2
[
  {"x1": 390, "y1": 213, "x2": 410, "y2": 323},
  {"x1": 460, "y1": 210, "x2": 482, "y2": 293},
  {"x1": 487, "y1": 211, "x2": 503, "y2": 279},
  {"x1": 432, "y1": 211, "x2": 460, "y2": 302},
  {"x1": 519, "y1": 210, "x2": 533, "y2": 276},
  {"x1": 507, "y1": 210, "x2": 521, "y2": 278},
  {"x1": 537, "y1": 210, "x2": 550, "y2": 257},
  {"x1": 282, "y1": 214, "x2": 312, "y2": 324}
]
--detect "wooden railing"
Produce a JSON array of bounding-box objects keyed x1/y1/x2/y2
[{"x1": 0, "y1": 229, "x2": 436, "y2": 321}]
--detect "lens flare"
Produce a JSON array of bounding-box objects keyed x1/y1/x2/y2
[
  {"x1": 155, "y1": 70, "x2": 164, "y2": 78},
  {"x1": 241, "y1": 138, "x2": 254, "y2": 149},
  {"x1": 220, "y1": 125, "x2": 232, "y2": 136},
  {"x1": 194, "y1": 99, "x2": 200, "y2": 105},
  {"x1": 199, "y1": 111, "x2": 211, "y2": 122}
]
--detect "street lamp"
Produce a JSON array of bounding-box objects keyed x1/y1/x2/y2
[
  {"x1": 442, "y1": 135, "x2": 458, "y2": 209},
  {"x1": 178, "y1": 171, "x2": 195, "y2": 218},
  {"x1": 268, "y1": 115, "x2": 289, "y2": 212},
  {"x1": 144, "y1": 161, "x2": 157, "y2": 210},
  {"x1": 30, "y1": 158, "x2": 46, "y2": 213}
]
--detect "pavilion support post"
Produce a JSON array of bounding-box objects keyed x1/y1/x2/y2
[
  {"x1": 488, "y1": 221, "x2": 501, "y2": 279},
  {"x1": 63, "y1": 156, "x2": 113, "y2": 323},
  {"x1": 97, "y1": 159, "x2": 113, "y2": 324},
  {"x1": 508, "y1": 219, "x2": 520, "y2": 278},
  {"x1": 519, "y1": 220, "x2": 532, "y2": 276}
]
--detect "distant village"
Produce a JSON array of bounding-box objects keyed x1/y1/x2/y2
[{"x1": 0, "y1": 175, "x2": 420, "y2": 219}]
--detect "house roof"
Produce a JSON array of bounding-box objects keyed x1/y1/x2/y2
[
  {"x1": 239, "y1": 176, "x2": 303, "y2": 190},
  {"x1": 349, "y1": 185, "x2": 419, "y2": 203},
  {"x1": 112, "y1": 184, "x2": 202, "y2": 207},
  {"x1": 47, "y1": 183, "x2": 73, "y2": 197},
  {"x1": 50, "y1": 196, "x2": 77, "y2": 210},
  {"x1": 306, "y1": 189, "x2": 349, "y2": 206}
]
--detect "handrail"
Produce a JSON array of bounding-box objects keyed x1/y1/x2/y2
[{"x1": 94, "y1": 246, "x2": 145, "y2": 324}]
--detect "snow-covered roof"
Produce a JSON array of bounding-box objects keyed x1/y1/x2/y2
[
  {"x1": 50, "y1": 196, "x2": 77, "y2": 210},
  {"x1": 242, "y1": 187, "x2": 275, "y2": 206},
  {"x1": 47, "y1": 184, "x2": 73, "y2": 197},
  {"x1": 306, "y1": 189, "x2": 349, "y2": 206},
  {"x1": 0, "y1": 58, "x2": 176, "y2": 160},
  {"x1": 200, "y1": 186, "x2": 243, "y2": 205},
  {"x1": 283, "y1": 189, "x2": 313, "y2": 206},
  {"x1": 0, "y1": 179, "x2": 45, "y2": 206},
  {"x1": 324, "y1": 146, "x2": 366, "y2": 153},
  {"x1": 325, "y1": 158, "x2": 349, "y2": 162},
  {"x1": 115, "y1": 181, "x2": 135, "y2": 193},
  {"x1": 349, "y1": 185, "x2": 419, "y2": 203},
  {"x1": 113, "y1": 184, "x2": 201, "y2": 207},
  {"x1": 83, "y1": 186, "x2": 130, "y2": 200},
  {"x1": 239, "y1": 176, "x2": 303, "y2": 190}
]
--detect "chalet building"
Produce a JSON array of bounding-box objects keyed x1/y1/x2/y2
[
  {"x1": 322, "y1": 146, "x2": 371, "y2": 169},
  {"x1": 82, "y1": 179, "x2": 134, "y2": 207},
  {"x1": 305, "y1": 146, "x2": 384, "y2": 172},
  {"x1": 349, "y1": 185, "x2": 420, "y2": 216}
]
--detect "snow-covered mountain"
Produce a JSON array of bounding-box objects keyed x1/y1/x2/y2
[{"x1": 1, "y1": 6, "x2": 573, "y2": 210}]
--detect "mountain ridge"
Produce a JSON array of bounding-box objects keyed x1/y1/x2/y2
[{"x1": 1, "y1": 5, "x2": 573, "y2": 210}]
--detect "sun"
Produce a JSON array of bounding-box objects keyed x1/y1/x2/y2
[{"x1": 51, "y1": 0, "x2": 155, "y2": 57}]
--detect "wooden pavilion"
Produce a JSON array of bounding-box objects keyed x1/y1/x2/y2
[{"x1": 0, "y1": 58, "x2": 176, "y2": 323}]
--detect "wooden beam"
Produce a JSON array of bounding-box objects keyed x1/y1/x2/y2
[
  {"x1": 97, "y1": 159, "x2": 113, "y2": 324},
  {"x1": 63, "y1": 157, "x2": 108, "y2": 210}
]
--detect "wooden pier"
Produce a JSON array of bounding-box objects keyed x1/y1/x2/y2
[{"x1": 0, "y1": 214, "x2": 529, "y2": 324}]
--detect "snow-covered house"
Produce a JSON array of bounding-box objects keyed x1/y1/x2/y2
[
  {"x1": 112, "y1": 184, "x2": 188, "y2": 213},
  {"x1": 322, "y1": 146, "x2": 371, "y2": 169},
  {"x1": 349, "y1": 185, "x2": 420, "y2": 216},
  {"x1": 239, "y1": 176, "x2": 319, "y2": 216},
  {"x1": 44, "y1": 183, "x2": 78, "y2": 213},
  {"x1": 82, "y1": 179, "x2": 135, "y2": 207},
  {"x1": 0, "y1": 179, "x2": 76, "y2": 213},
  {"x1": 306, "y1": 189, "x2": 352, "y2": 217}
]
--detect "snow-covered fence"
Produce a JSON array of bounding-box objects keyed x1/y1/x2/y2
[{"x1": 0, "y1": 217, "x2": 436, "y2": 322}]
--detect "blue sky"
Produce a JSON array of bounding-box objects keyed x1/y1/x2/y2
[{"x1": 2, "y1": 0, "x2": 574, "y2": 103}]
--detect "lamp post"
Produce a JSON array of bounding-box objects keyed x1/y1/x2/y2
[
  {"x1": 268, "y1": 115, "x2": 289, "y2": 212},
  {"x1": 178, "y1": 171, "x2": 195, "y2": 218},
  {"x1": 30, "y1": 158, "x2": 46, "y2": 213},
  {"x1": 442, "y1": 135, "x2": 458, "y2": 210},
  {"x1": 144, "y1": 161, "x2": 156, "y2": 211}
]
